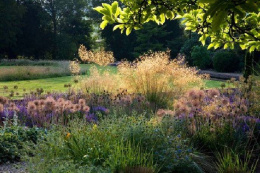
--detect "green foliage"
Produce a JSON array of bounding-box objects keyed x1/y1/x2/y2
[
  {"x1": 0, "y1": 131, "x2": 23, "y2": 163},
  {"x1": 216, "y1": 149, "x2": 258, "y2": 173},
  {"x1": 102, "y1": 24, "x2": 137, "y2": 61},
  {"x1": 213, "y1": 50, "x2": 242, "y2": 72},
  {"x1": 0, "y1": 0, "x2": 93, "y2": 60},
  {"x1": 134, "y1": 20, "x2": 184, "y2": 58},
  {"x1": 0, "y1": 119, "x2": 42, "y2": 164},
  {"x1": 27, "y1": 115, "x2": 203, "y2": 172},
  {"x1": 106, "y1": 140, "x2": 155, "y2": 172},
  {"x1": 101, "y1": 20, "x2": 185, "y2": 60},
  {"x1": 180, "y1": 33, "x2": 201, "y2": 65},
  {"x1": 191, "y1": 45, "x2": 212, "y2": 70},
  {"x1": 0, "y1": 0, "x2": 25, "y2": 58},
  {"x1": 94, "y1": 0, "x2": 260, "y2": 53},
  {"x1": 191, "y1": 123, "x2": 247, "y2": 154},
  {"x1": 133, "y1": 22, "x2": 171, "y2": 57}
]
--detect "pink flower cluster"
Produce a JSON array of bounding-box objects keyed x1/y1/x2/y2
[
  {"x1": 173, "y1": 89, "x2": 248, "y2": 118},
  {"x1": 0, "y1": 96, "x2": 19, "y2": 113},
  {"x1": 27, "y1": 96, "x2": 90, "y2": 116}
]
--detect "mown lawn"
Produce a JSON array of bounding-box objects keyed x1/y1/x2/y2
[{"x1": 0, "y1": 64, "x2": 117, "y2": 98}]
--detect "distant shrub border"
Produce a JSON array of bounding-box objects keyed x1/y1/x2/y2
[
  {"x1": 0, "y1": 59, "x2": 67, "y2": 67},
  {"x1": 213, "y1": 50, "x2": 243, "y2": 73},
  {"x1": 0, "y1": 66, "x2": 71, "y2": 82}
]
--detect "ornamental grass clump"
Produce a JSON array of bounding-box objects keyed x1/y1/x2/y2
[
  {"x1": 81, "y1": 65, "x2": 120, "y2": 94},
  {"x1": 69, "y1": 60, "x2": 81, "y2": 75},
  {"x1": 118, "y1": 51, "x2": 206, "y2": 108},
  {"x1": 78, "y1": 45, "x2": 115, "y2": 66},
  {"x1": 216, "y1": 149, "x2": 258, "y2": 173}
]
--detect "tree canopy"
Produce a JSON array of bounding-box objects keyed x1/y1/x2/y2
[
  {"x1": 94, "y1": 0, "x2": 260, "y2": 53},
  {"x1": 0, "y1": 0, "x2": 93, "y2": 60}
]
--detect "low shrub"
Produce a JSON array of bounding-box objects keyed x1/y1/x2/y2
[
  {"x1": 0, "y1": 59, "x2": 62, "y2": 66},
  {"x1": 0, "y1": 115, "x2": 42, "y2": 164},
  {"x1": 213, "y1": 50, "x2": 243, "y2": 72},
  {"x1": 180, "y1": 33, "x2": 201, "y2": 66},
  {"x1": 191, "y1": 45, "x2": 212, "y2": 70}
]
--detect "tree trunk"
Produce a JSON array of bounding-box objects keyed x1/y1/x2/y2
[{"x1": 244, "y1": 50, "x2": 254, "y2": 81}]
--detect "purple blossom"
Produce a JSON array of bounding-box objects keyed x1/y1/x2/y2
[{"x1": 86, "y1": 113, "x2": 98, "y2": 122}]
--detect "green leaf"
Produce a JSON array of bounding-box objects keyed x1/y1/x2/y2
[
  {"x1": 111, "y1": 1, "x2": 119, "y2": 14},
  {"x1": 203, "y1": 0, "x2": 224, "y2": 20},
  {"x1": 212, "y1": 11, "x2": 227, "y2": 31},
  {"x1": 240, "y1": 2, "x2": 258, "y2": 13},
  {"x1": 94, "y1": 7, "x2": 110, "y2": 16},
  {"x1": 102, "y1": 3, "x2": 112, "y2": 16},
  {"x1": 198, "y1": 0, "x2": 216, "y2": 3},
  {"x1": 214, "y1": 42, "x2": 221, "y2": 49},
  {"x1": 249, "y1": 45, "x2": 256, "y2": 53},
  {"x1": 159, "y1": 13, "x2": 166, "y2": 24},
  {"x1": 166, "y1": 11, "x2": 175, "y2": 20},
  {"x1": 224, "y1": 43, "x2": 229, "y2": 49},
  {"x1": 240, "y1": 44, "x2": 247, "y2": 50},
  {"x1": 100, "y1": 21, "x2": 108, "y2": 29},
  {"x1": 199, "y1": 35, "x2": 207, "y2": 46},
  {"x1": 93, "y1": 6, "x2": 103, "y2": 13},
  {"x1": 113, "y1": 25, "x2": 121, "y2": 31},
  {"x1": 126, "y1": 27, "x2": 132, "y2": 36},
  {"x1": 208, "y1": 43, "x2": 215, "y2": 49}
]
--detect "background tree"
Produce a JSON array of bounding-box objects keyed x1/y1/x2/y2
[
  {"x1": 134, "y1": 20, "x2": 184, "y2": 58},
  {"x1": 102, "y1": 24, "x2": 136, "y2": 61},
  {"x1": 17, "y1": 0, "x2": 53, "y2": 59},
  {"x1": 89, "y1": 0, "x2": 185, "y2": 60},
  {"x1": 0, "y1": 0, "x2": 93, "y2": 60},
  {"x1": 41, "y1": 0, "x2": 93, "y2": 59},
  {"x1": 0, "y1": 0, "x2": 25, "y2": 59}
]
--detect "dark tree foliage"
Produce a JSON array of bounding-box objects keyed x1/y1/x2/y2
[
  {"x1": 102, "y1": 25, "x2": 136, "y2": 61},
  {"x1": 101, "y1": 20, "x2": 185, "y2": 60},
  {"x1": 16, "y1": 0, "x2": 53, "y2": 59},
  {"x1": 0, "y1": 0, "x2": 93, "y2": 60},
  {"x1": 134, "y1": 20, "x2": 184, "y2": 58},
  {"x1": 0, "y1": 0, "x2": 25, "y2": 59}
]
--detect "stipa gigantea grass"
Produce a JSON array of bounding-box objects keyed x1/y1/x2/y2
[
  {"x1": 80, "y1": 65, "x2": 120, "y2": 94},
  {"x1": 78, "y1": 45, "x2": 115, "y2": 66},
  {"x1": 118, "y1": 51, "x2": 206, "y2": 108}
]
